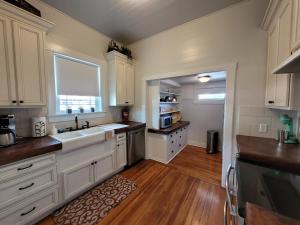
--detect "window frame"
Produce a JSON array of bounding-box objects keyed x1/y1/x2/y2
[{"x1": 47, "y1": 48, "x2": 107, "y2": 123}]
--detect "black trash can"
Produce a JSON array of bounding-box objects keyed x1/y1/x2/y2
[{"x1": 206, "y1": 130, "x2": 218, "y2": 154}]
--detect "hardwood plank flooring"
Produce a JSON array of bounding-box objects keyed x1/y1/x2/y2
[{"x1": 37, "y1": 145, "x2": 225, "y2": 225}]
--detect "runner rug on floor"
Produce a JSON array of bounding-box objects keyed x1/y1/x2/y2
[{"x1": 53, "y1": 175, "x2": 137, "y2": 225}]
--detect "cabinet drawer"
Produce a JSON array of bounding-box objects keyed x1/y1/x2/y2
[
  {"x1": 0, "y1": 187, "x2": 58, "y2": 225},
  {"x1": 0, "y1": 166, "x2": 57, "y2": 209},
  {"x1": 0, "y1": 154, "x2": 56, "y2": 182}
]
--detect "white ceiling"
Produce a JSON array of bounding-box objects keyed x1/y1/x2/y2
[
  {"x1": 166, "y1": 71, "x2": 227, "y2": 85},
  {"x1": 41, "y1": 0, "x2": 243, "y2": 44}
]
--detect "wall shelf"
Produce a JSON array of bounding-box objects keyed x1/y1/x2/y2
[
  {"x1": 160, "y1": 91, "x2": 181, "y2": 96},
  {"x1": 160, "y1": 110, "x2": 180, "y2": 115},
  {"x1": 160, "y1": 102, "x2": 180, "y2": 104}
]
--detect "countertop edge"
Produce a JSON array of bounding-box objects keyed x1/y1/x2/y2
[{"x1": 148, "y1": 121, "x2": 190, "y2": 135}]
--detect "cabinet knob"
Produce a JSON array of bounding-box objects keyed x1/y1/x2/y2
[
  {"x1": 125, "y1": 101, "x2": 129, "y2": 104},
  {"x1": 268, "y1": 100, "x2": 274, "y2": 104},
  {"x1": 171, "y1": 141, "x2": 174, "y2": 143},
  {"x1": 12, "y1": 100, "x2": 17, "y2": 103},
  {"x1": 20, "y1": 100, "x2": 24, "y2": 103}
]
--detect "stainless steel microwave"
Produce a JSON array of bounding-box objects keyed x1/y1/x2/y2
[{"x1": 160, "y1": 115, "x2": 172, "y2": 129}]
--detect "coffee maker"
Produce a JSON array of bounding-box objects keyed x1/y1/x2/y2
[{"x1": 0, "y1": 115, "x2": 16, "y2": 147}]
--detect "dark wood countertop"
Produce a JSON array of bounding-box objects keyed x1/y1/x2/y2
[
  {"x1": 246, "y1": 203, "x2": 300, "y2": 225},
  {"x1": 236, "y1": 135, "x2": 300, "y2": 174},
  {"x1": 115, "y1": 121, "x2": 146, "y2": 134},
  {"x1": 0, "y1": 136, "x2": 62, "y2": 167},
  {"x1": 148, "y1": 121, "x2": 190, "y2": 135}
]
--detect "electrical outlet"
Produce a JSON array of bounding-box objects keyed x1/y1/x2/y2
[{"x1": 259, "y1": 123, "x2": 268, "y2": 133}]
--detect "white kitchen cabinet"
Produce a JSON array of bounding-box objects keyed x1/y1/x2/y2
[
  {"x1": 94, "y1": 153, "x2": 114, "y2": 183},
  {"x1": 62, "y1": 153, "x2": 115, "y2": 200},
  {"x1": 116, "y1": 139, "x2": 127, "y2": 169},
  {"x1": 0, "y1": 1, "x2": 54, "y2": 107},
  {"x1": 57, "y1": 138, "x2": 117, "y2": 202},
  {"x1": 291, "y1": 0, "x2": 300, "y2": 52},
  {"x1": 0, "y1": 14, "x2": 16, "y2": 106},
  {"x1": 0, "y1": 153, "x2": 58, "y2": 225},
  {"x1": 107, "y1": 51, "x2": 135, "y2": 106},
  {"x1": 0, "y1": 187, "x2": 58, "y2": 225},
  {"x1": 13, "y1": 21, "x2": 46, "y2": 106},
  {"x1": 62, "y1": 161, "x2": 94, "y2": 200},
  {"x1": 148, "y1": 125, "x2": 189, "y2": 164},
  {"x1": 263, "y1": 0, "x2": 294, "y2": 109}
]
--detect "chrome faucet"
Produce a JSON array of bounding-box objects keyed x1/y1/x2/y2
[{"x1": 75, "y1": 115, "x2": 79, "y2": 130}]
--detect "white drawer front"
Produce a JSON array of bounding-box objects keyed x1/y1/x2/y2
[
  {"x1": 0, "y1": 154, "x2": 56, "y2": 182},
  {"x1": 116, "y1": 133, "x2": 126, "y2": 142},
  {"x1": 0, "y1": 187, "x2": 58, "y2": 225},
  {"x1": 0, "y1": 167, "x2": 57, "y2": 209}
]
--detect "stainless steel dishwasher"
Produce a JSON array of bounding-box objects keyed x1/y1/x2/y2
[{"x1": 127, "y1": 127, "x2": 145, "y2": 166}]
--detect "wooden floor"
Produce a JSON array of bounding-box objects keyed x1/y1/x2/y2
[{"x1": 38, "y1": 145, "x2": 225, "y2": 225}]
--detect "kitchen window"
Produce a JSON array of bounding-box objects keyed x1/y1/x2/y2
[
  {"x1": 54, "y1": 53, "x2": 102, "y2": 115},
  {"x1": 198, "y1": 93, "x2": 225, "y2": 100},
  {"x1": 195, "y1": 85, "x2": 226, "y2": 104}
]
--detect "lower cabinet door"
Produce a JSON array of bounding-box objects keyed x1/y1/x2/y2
[
  {"x1": 116, "y1": 140, "x2": 127, "y2": 169},
  {"x1": 62, "y1": 161, "x2": 94, "y2": 200},
  {"x1": 0, "y1": 187, "x2": 58, "y2": 225},
  {"x1": 94, "y1": 153, "x2": 114, "y2": 183}
]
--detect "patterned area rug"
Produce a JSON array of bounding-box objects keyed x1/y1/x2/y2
[{"x1": 53, "y1": 175, "x2": 137, "y2": 225}]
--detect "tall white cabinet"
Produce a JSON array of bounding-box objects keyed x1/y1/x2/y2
[
  {"x1": 107, "y1": 51, "x2": 135, "y2": 106},
  {"x1": 263, "y1": 0, "x2": 293, "y2": 109},
  {"x1": 0, "y1": 1, "x2": 54, "y2": 107}
]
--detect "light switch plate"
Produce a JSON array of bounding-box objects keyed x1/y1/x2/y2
[{"x1": 259, "y1": 123, "x2": 268, "y2": 133}]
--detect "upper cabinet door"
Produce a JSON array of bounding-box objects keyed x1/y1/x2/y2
[
  {"x1": 126, "y1": 63, "x2": 134, "y2": 105},
  {"x1": 265, "y1": 0, "x2": 293, "y2": 109},
  {"x1": 0, "y1": 15, "x2": 16, "y2": 106},
  {"x1": 275, "y1": 0, "x2": 292, "y2": 107},
  {"x1": 116, "y1": 60, "x2": 127, "y2": 105},
  {"x1": 291, "y1": 0, "x2": 300, "y2": 52},
  {"x1": 277, "y1": 0, "x2": 292, "y2": 63},
  {"x1": 12, "y1": 21, "x2": 46, "y2": 106},
  {"x1": 265, "y1": 23, "x2": 279, "y2": 106}
]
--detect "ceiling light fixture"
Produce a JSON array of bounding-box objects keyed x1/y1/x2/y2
[{"x1": 197, "y1": 75, "x2": 211, "y2": 83}]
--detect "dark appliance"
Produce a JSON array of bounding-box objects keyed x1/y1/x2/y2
[
  {"x1": 4, "y1": 0, "x2": 41, "y2": 17},
  {"x1": 127, "y1": 126, "x2": 145, "y2": 166},
  {"x1": 160, "y1": 115, "x2": 172, "y2": 129},
  {"x1": 0, "y1": 115, "x2": 16, "y2": 147},
  {"x1": 206, "y1": 130, "x2": 218, "y2": 154},
  {"x1": 236, "y1": 159, "x2": 300, "y2": 220}
]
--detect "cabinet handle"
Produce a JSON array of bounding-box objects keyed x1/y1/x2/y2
[
  {"x1": 17, "y1": 164, "x2": 33, "y2": 171},
  {"x1": 117, "y1": 144, "x2": 120, "y2": 147},
  {"x1": 20, "y1": 100, "x2": 24, "y2": 103},
  {"x1": 171, "y1": 141, "x2": 174, "y2": 143},
  {"x1": 125, "y1": 101, "x2": 129, "y2": 104},
  {"x1": 91, "y1": 162, "x2": 94, "y2": 165},
  {"x1": 20, "y1": 207, "x2": 36, "y2": 216},
  {"x1": 268, "y1": 101, "x2": 274, "y2": 104},
  {"x1": 95, "y1": 161, "x2": 98, "y2": 164},
  {"x1": 12, "y1": 100, "x2": 17, "y2": 103},
  {"x1": 19, "y1": 182, "x2": 35, "y2": 190}
]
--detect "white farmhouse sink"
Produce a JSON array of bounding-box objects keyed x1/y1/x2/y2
[{"x1": 51, "y1": 127, "x2": 108, "y2": 153}]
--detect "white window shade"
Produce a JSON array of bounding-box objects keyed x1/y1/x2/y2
[{"x1": 54, "y1": 54, "x2": 100, "y2": 96}]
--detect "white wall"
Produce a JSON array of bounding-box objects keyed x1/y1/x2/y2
[
  {"x1": 129, "y1": 0, "x2": 269, "y2": 150},
  {"x1": 0, "y1": 0, "x2": 122, "y2": 137},
  {"x1": 181, "y1": 81, "x2": 225, "y2": 149}
]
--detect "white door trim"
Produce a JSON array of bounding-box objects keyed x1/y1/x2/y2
[{"x1": 141, "y1": 62, "x2": 238, "y2": 187}]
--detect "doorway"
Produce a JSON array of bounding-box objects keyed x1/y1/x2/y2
[{"x1": 143, "y1": 63, "x2": 237, "y2": 187}]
